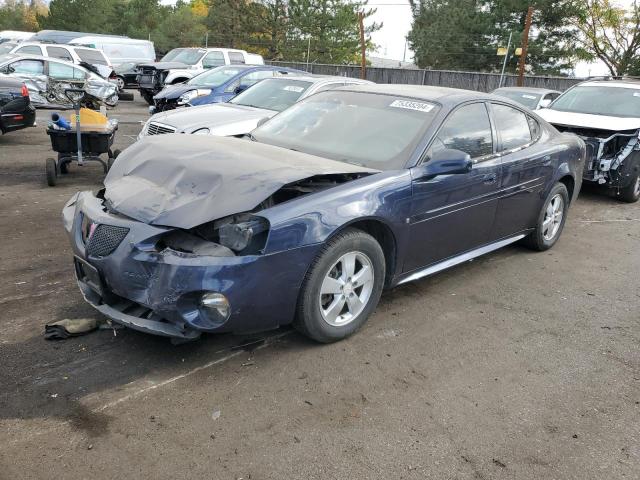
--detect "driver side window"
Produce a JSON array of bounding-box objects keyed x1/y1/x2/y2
[
  {"x1": 8, "y1": 60, "x2": 44, "y2": 75},
  {"x1": 427, "y1": 103, "x2": 493, "y2": 160}
]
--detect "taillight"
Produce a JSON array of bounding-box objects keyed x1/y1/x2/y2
[{"x1": 21, "y1": 84, "x2": 29, "y2": 97}]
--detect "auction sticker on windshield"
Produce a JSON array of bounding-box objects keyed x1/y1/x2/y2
[
  {"x1": 284, "y1": 85, "x2": 305, "y2": 93},
  {"x1": 389, "y1": 99, "x2": 435, "y2": 112}
]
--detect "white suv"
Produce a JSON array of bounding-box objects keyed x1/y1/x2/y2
[{"x1": 3, "y1": 42, "x2": 112, "y2": 71}]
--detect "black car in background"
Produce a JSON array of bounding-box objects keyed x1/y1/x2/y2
[
  {"x1": 113, "y1": 62, "x2": 140, "y2": 90},
  {"x1": 0, "y1": 76, "x2": 36, "y2": 134}
]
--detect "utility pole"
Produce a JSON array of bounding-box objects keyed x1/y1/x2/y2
[
  {"x1": 517, "y1": 6, "x2": 534, "y2": 87},
  {"x1": 498, "y1": 32, "x2": 512, "y2": 88},
  {"x1": 358, "y1": 11, "x2": 366, "y2": 79}
]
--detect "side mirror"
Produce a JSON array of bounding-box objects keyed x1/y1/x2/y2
[
  {"x1": 538, "y1": 98, "x2": 552, "y2": 109},
  {"x1": 235, "y1": 84, "x2": 248, "y2": 95},
  {"x1": 415, "y1": 149, "x2": 472, "y2": 180}
]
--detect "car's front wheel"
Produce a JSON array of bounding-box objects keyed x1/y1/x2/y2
[
  {"x1": 523, "y1": 182, "x2": 569, "y2": 251},
  {"x1": 295, "y1": 228, "x2": 385, "y2": 343}
]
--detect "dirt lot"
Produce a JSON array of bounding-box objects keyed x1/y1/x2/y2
[{"x1": 0, "y1": 95, "x2": 639, "y2": 480}]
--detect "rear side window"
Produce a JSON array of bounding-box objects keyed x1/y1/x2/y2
[
  {"x1": 16, "y1": 45, "x2": 43, "y2": 55},
  {"x1": 228, "y1": 52, "x2": 245, "y2": 64},
  {"x1": 203, "y1": 51, "x2": 225, "y2": 68},
  {"x1": 49, "y1": 62, "x2": 86, "y2": 80},
  {"x1": 47, "y1": 46, "x2": 73, "y2": 62},
  {"x1": 75, "y1": 48, "x2": 108, "y2": 65},
  {"x1": 491, "y1": 103, "x2": 532, "y2": 151},
  {"x1": 429, "y1": 102, "x2": 493, "y2": 159}
]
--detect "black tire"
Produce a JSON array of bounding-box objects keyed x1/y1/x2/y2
[
  {"x1": 295, "y1": 228, "x2": 385, "y2": 343},
  {"x1": 523, "y1": 183, "x2": 569, "y2": 251},
  {"x1": 46, "y1": 157, "x2": 57, "y2": 186},
  {"x1": 58, "y1": 154, "x2": 69, "y2": 174},
  {"x1": 617, "y1": 169, "x2": 640, "y2": 203},
  {"x1": 116, "y1": 76, "x2": 125, "y2": 91}
]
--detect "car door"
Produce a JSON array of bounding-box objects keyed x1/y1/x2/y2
[
  {"x1": 404, "y1": 102, "x2": 502, "y2": 272},
  {"x1": 490, "y1": 102, "x2": 554, "y2": 238},
  {"x1": 2, "y1": 59, "x2": 47, "y2": 101}
]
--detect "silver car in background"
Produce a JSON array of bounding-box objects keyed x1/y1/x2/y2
[
  {"x1": 138, "y1": 75, "x2": 372, "y2": 139},
  {"x1": 491, "y1": 87, "x2": 561, "y2": 110},
  {"x1": 0, "y1": 54, "x2": 118, "y2": 108}
]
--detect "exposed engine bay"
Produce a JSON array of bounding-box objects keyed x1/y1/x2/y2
[
  {"x1": 554, "y1": 125, "x2": 640, "y2": 185},
  {"x1": 144, "y1": 173, "x2": 368, "y2": 258}
]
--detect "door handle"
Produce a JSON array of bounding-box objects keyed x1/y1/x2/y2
[{"x1": 482, "y1": 173, "x2": 497, "y2": 184}]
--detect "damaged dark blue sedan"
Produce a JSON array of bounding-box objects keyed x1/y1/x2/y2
[{"x1": 63, "y1": 85, "x2": 585, "y2": 343}]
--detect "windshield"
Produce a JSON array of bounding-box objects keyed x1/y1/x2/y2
[
  {"x1": 493, "y1": 89, "x2": 540, "y2": 109},
  {"x1": 187, "y1": 65, "x2": 243, "y2": 87},
  {"x1": 230, "y1": 79, "x2": 312, "y2": 112},
  {"x1": 252, "y1": 91, "x2": 439, "y2": 170},
  {"x1": 551, "y1": 85, "x2": 640, "y2": 118},
  {"x1": 161, "y1": 48, "x2": 205, "y2": 65}
]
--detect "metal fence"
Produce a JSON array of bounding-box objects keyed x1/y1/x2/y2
[{"x1": 267, "y1": 61, "x2": 583, "y2": 92}]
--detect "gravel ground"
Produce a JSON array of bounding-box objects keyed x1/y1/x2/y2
[{"x1": 0, "y1": 94, "x2": 638, "y2": 480}]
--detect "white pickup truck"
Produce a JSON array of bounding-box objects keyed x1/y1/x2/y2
[{"x1": 137, "y1": 47, "x2": 264, "y2": 105}]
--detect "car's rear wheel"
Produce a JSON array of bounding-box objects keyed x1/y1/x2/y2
[
  {"x1": 618, "y1": 169, "x2": 640, "y2": 203},
  {"x1": 295, "y1": 228, "x2": 385, "y2": 343},
  {"x1": 523, "y1": 183, "x2": 569, "y2": 251},
  {"x1": 116, "y1": 76, "x2": 125, "y2": 91}
]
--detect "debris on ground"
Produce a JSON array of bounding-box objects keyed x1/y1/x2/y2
[
  {"x1": 44, "y1": 318, "x2": 100, "y2": 340},
  {"x1": 492, "y1": 458, "x2": 507, "y2": 468},
  {"x1": 211, "y1": 410, "x2": 221, "y2": 420}
]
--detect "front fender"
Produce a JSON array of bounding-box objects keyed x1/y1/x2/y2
[
  {"x1": 164, "y1": 69, "x2": 198, "y2": 84},
  {"x1": 259, "y1": 170, "x2": 413, "y2": 255}
]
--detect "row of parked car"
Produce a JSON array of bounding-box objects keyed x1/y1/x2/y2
[{"x1": 60, "y1": 63, "x2": 640, "y2": 344}]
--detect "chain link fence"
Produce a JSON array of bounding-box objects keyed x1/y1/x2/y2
[{"x1": 267, "y1": 61, "x2": 583, "y2": 92}]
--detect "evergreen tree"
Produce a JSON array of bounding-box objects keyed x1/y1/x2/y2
[{"x1": 408, "y1": 0, "x2": 581, "y2": 74}]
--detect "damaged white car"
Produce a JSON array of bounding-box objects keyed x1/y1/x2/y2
[
  {"x1": 0, "y1": 54, "x2": 118, "y2": 109},
  {"x1": 538, "y1": 79, "x2": 640, "y2": 203}
]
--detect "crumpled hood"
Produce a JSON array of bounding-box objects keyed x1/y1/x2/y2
[
  {"x1": 538, "y1": 108, "x2": 640, "y2": 131},
  {"x1": 104, "y1": 135, "x2": 377, "y2": 229},
  {"x1": 138, "y1": 61, "x2": 188, "y2": 71},
  {"x1": 153, "y1": 83, "x2": 202, "y2": 100},
  {"x1": 149, "y1": 103, "x2": 275, "y2": 133}
]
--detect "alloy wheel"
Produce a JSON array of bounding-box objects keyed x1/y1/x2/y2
[
  {"x1": 542, "y1": 194, "x2": 564, "y2": 241},
  {"x1": 319, "y1": 251, "x2": 375, "y2": 327}
]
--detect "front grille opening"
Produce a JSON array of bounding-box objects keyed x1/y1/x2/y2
[
  {"x1": 147, "y1": 122, "x2": 176, "y2": 135},
  {"x1": 86, "y1": 224, "x2": 130, "y2": 257}
]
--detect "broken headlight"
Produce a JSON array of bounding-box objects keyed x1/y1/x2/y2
[
  {"x1": 218, "y1": 217, "x2": 269, "y2": 252},
  {"x1": 178, "y1": 89, "x2": 211, "y2": 105}
]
